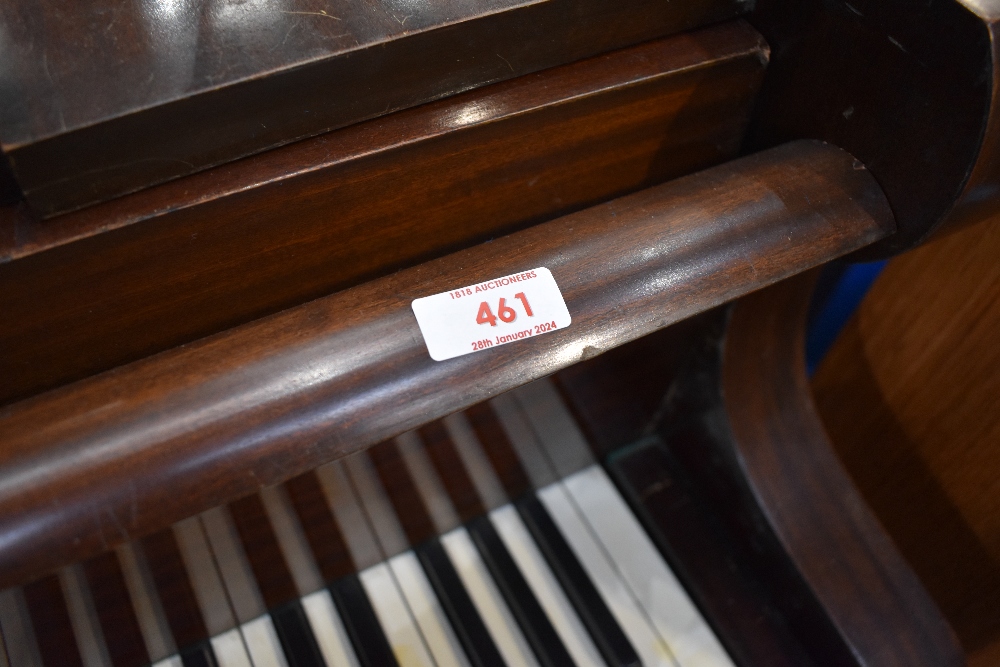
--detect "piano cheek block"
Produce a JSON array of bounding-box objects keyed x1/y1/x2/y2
[{"x1": 0, "y1": 139, "x2": 895, "y2": 589}]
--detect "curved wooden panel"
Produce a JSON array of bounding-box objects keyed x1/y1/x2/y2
[
  {"x1": 722, "y1": 273, "x2": 962, "y2": 666},
  {"x1": 0, "y1": 140, "x2": 892, "y2": 588}
]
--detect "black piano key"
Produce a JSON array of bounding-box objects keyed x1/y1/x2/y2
[
  {"x1": 141, "y1": 529, "x2": 212, "y2": 653},
  {"x1": 517, "y1": 496, "x2": 641, "y2": 667},
  {"x1": 416, "y1": 539, "x2": 506, "y2": 667},
  {"x1": 82, "y1": 552, "x2": 151, "y2": 667},
  {"x1": 420, "y1": 422, "x2": 486, "y2": 522},
  {"x1": 22, "y1": 575, "x2": 85, "y2": 667},
  {"x1": 467, "y1": 515, "x2": 576, "y2": 667},
  {"x1": 180, "y1": 640, "x2": 219, "y2": 667},
  {"x1": 328, "y1": 575, "x2": 399, "y2": 667},
  {"x1": 464, "y1": 404, "x2": 533, "y2": 500},
  {"x1": 284, "y1": 472, "x2": 356, "y2": 583},
  {"x1": 270, "y1": 600, "x2": 327, "y2": 667},
  {"x1": 368, "y1": 440, "x2": 438, "y2": 546}
]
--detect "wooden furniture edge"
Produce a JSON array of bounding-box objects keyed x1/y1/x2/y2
[
  {"x1": 721, "y1": 273, "x2": 964, "y2": 665},
  {"x1": 0, "y1": 140, "x2": 892, "y2": 588}
]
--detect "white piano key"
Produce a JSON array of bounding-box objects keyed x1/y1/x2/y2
[
  {"x1": 443, "y1": 412, "x2": 509, "y2": 510},
  {"x1": 563, "y1": 466, "x2": 734, "y2": 667},
  {"x1": 489, "y1": 504, "x2": 605, "y2": 667},
  {"x1": 301, "y1": 589, "x2": 361, "y2": 667},
  {"x1": 359, "y1": 563, "x2": 436, "y2": 667},
  {"x1": 395, "y1": 431, "x2": 462, "y2": 533},
  {"x1": 173, "y1": 516, "x2": 238, "y2": 636},
  {"x1": 243, "y1": 614, "x2": 290, "y2": 667},
  {"x1": 512, "y1": 378, "x2": 595, "y2": 477},
  {"x1": 151, "y1": 656, "x2": 183, "y2": 667},
  {"x1": 211, "y1": 627, "x2": 255, "y2": 667},
  {"x1": 0, "y1": 587, "x2": 43, "y2": 667},
  {"x1": 439, "y1": 528, "x2": 540, "y2": 667},
  {"x1": 389, "y1": 551, "x2": 471, "y2": 667},
  {"x1": 489, "y1": 393, "x2": 558, "y2": 489},
  {"x1": 116, "y1": 542, "x2": 176, "y2": 661},
  {"x1": 315, "y1": 461, "x2": 383, "y2": 571},
  {"x1": 200, "y1": 507, "x2": 268, "y2": 625},
  {"x1": 343, "y1": 453, "x2": 410, "y2": 559},
  {"x1": 259, "y1": 484, "x2": 326, "y2": 596},
  {"x1": 59, "y1": 565, "x2": 114, "y2": 667},
  {"x1": 538, "y1": 482, "x2": 677, "y2": 667}
]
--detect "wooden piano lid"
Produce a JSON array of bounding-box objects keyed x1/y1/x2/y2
[{"x1": 0, "y1": 0, "x2": 748, "y2": 217}]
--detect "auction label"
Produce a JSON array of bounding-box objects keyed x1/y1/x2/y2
[{"x1": 412, "y1": 267, "x2": 571, "y2": 361}]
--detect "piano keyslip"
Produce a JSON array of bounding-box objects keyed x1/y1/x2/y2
[{"x1": 1, "y1": 379, "x2": 733, "y2": 667}]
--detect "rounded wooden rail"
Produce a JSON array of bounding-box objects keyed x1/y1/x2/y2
[{"x1": 0, "y1": 140, "x2": 894, "y2": 587}]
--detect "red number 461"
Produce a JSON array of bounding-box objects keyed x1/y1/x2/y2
[{"x1": 476, "y1": 293, "x2": 533, "y2": 327}]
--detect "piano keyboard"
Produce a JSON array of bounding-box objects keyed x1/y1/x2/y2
[{"x1": 0, "y1": 380, "x2": 733, "y2": 667}]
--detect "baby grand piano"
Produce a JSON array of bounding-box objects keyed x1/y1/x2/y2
[{"x1": 1, "y1": 0, "x2": 998, "y2": 665}]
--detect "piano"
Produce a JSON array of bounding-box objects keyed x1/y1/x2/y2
[{"x1": 1, "y1": 0, "x2": 997, "y2": 665}]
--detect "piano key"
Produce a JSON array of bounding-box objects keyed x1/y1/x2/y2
[
  {"x1": 22, "y1": 575, "x2": 85, "y2": 667},
  {"x1": 199, "y1": 508, "x2": 267, "y2": 626},
  {"x1": 418, "y1": 422, "x2": 485, "y2": 523},
  {"x1": 562, "y1": 467, "x2": 733, "y2": 667},
  {"x1": 82, "y1": 551, "x2": 151, "y2": 667},
  {"x1": 259, "y1": 485, "x2": 325, "y2": 598},
  {"x1": 358, "y1": 563, "x2": 436, "y2": 667},
  {"x1": 270, "y1": 601, "x2": 326, "y2": 667},
  {"x1": 60, "y1": 564, "x2": 114, "y2": 667},
  {"x1": 395, "y1": 432, "x2": 462, "y2": 534},
  {"x1": 372, "y1": 437, "x2": 504, "y2": 667},
  {"x1": 329, "y1": 575, "x2": 399, "y2": 667},
  {"x1": 440, "y1": 529, "x2": 540, "y2": 667},
  {"x1": 466, "y1": 515, "x2": 575, "y2": 667},
  {"x1": 0, "y1": 586, "x2": 45, "y2": 667},
  {"x1": 464, "y1": 403, "x2": 533, "y2": 500},
  {"x1": 415, "y1": 540, "x2": 506, "y2": 667},
  {"x1": 489, "y1": 506, "x2": 605, "y2": 667},
  {"x1": 0, "y1": 617, "x2": 10, "y2": 667},
  {"x1": 367, "y1": 440, "x2": 439, "y2": 546},
  {"x1": 314, "y1": 462, "x2": 383, "y2": 572},
  {"x1": 511, "y1": 379, "x2": 595, "y2": 479},
  {"x1": 488, "y1": 394, "x2": 558, "y2": 490},
  {"x1": 519, "y1": 494, "x2": 647, "y2": 667},
  {"x1": 389, "y1": 551, "x2": 472, "y2": 667},
  {"x1": 301, "y1": 589, "x2": 361, "y2": 667},
  {"x1": 227, "y1": 494, "x2": 325, "y2": 667},
  {"x1": 209, "y1": 630, "x2": 254, "y2": 667},
  {"x1": 177, "y1": 641, "x2": 218, "y2": 667},
  {"x1": 116, "y1": 542, "x2": 176, "y2": 662},
  {"x1": 152, "y1": 656, "x2": 184, "y2": 667},
  {"x1": 284, "y1": 472, "x2": 356, "y2": 583},
  {"x1": 442, "y1": 412, "x2": 508, "y2": 511},
  {"x1": 359, "y1": 441, "x2": 473, "y2": 667},
  {"x1": 228, "y1": 495, "x2": 300, "y2": 611},
  {"x1": 343, "y1": 451, "x2": 410, "y2": 559},
  {"x1": 538, "y1": 483, "x2": 676, "y2": 667},
  {"x1": 241, "y1": 615, "x2": 289, "y2": 667},
  {"x1": 172, "y1": 517, "x2": 239, "y2": 638}
]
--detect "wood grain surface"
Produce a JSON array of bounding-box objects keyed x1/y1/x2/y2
[
  {"x1": 748, "y1": 0, "x2": 1000, "y2": 254},
  {"x1": 813, "y1": 211, "x2": 1000, "y2": 667},
  {"x1": 0, "y1": 0, "x2": 748, "y2": 216},
  {"x1": 0, "y1": 140, "x2": 892, "y2": 588},
  {"x1": 0, "y1": 22, "x2": 768, "y2": 407},
  {"x1": 723, "y1": 274, "x2": 963, "y2": 666}
]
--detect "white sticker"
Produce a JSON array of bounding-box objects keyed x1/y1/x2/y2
[{"x1": 412, "y1": 267, "x2": 571, "y2": 361}]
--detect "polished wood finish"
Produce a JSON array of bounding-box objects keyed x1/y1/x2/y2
[
  {"x1": 0, "y1": 22, "x2": 768, "y2": 407},
  {"x1": 813, "y1": 211, "x2": 1000, "y2": 667},
  {"x1": 748, "y1": 0, "x2": 1000, "y2": 253},
  {"x1": 0, "y1": 140, "x2": 892, "y2": 588},
  {"x1": 0, "y1": 0, "x2": 747, "y2": 216},
  {"x1": 722, "y1": 274, "x2": 962, "y2": 666}
]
